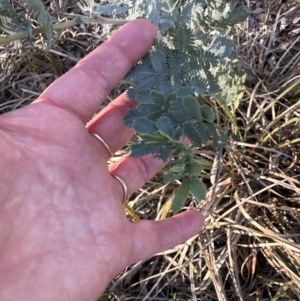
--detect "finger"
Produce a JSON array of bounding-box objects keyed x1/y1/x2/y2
[
  {"x1": 129, "y1": 210, "x2": 205, "y2": 263},
  {"x1": 36, "y1": 19, "x2": 157, "y2": 123},
  {"x1": 109, "y1": 154, "x2": 166, "y2": 204},
  {"x1": 86, "y1": 93, "x2": 136, "y2": 159}
]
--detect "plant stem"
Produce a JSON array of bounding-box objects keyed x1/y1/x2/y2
[{"x1": 0, "y1": 15, "x2": 129, "y2": 46}]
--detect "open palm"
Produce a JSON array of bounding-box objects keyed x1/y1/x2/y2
[{"x1": 0, "y1": 20, "x2": 204, "y2": 301}]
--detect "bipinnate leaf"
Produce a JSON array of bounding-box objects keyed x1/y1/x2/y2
[
  {"x1": 195, "y1": 122, "x2": 211, "y2": 142},
  {"x1": 150, "y1": 90, "x2": 167, "y2": 106},
  {"x1": 210, "y1": 127, "x2": 228, "y2": 153},
  {"x1": 211, "y1": 6, "x2": 249, "y2": 29},
  {"x1": 207, "y1": 36, "x2": 234, "y2": 59},
  {"x1": 156, "y1": 116, "x2": 173, "y2": 137},
  {"x1": 170, "y1": 100, "x2": 190, "y2": 122},
  {"x1": 171, "y1": 179, "x2": 190, "y2": 213},
  {"x1": 183, "y1": 96, "x2": 202, "y2": 120},
  {"x1": 167, "y1": 53, "x2": 187, "y2": 73},
  {"x1": 193, "y1": 49, "x2": 220, "y2": 69},
  {"x1": 126, "y1": 64, "x2": 156, "y2": 82},
  {"x1": 0, "y1": 0, "x2": 28, "y2": 31},
  {"x1": 217, "y1": 62, "x2": 247, "y2": 111},
  {"x1": 123, "y1": 109, "x2": 139, "y2": 127},
  {"x1": 177, "y1": 2, "x2": 194, "y2": 23},
  {"x1": 133, "y1": 118, "x2": 157, "y2": 135},
  {"x1": 29, "y1": 0, "x2": 54, "y2": 50},
  {"x1": 147, "y1": 0, "x2": 161, "y2": 26},
  {"x1": 228, "y1": 7, "x2": 249, "y2": 25},
  {"x1": 182, "y1": 123, "x2": 204, "y2": 147},
  {"x1": 158, "y1": 11, "x2": 174, "y2": 31},
  {"x1": 157, "y1": 149, "x2": 172, "y2": 163},
  {"x1": 159, "y1": 80, "x2": 174, "y2": 95},
  {"x1": 185, "y1": 76, "x2": 209, "y2": 94},
  {"x1": 137, "y1": 103, "x2": 160, "y2": 115},
  {"x1": 164, "y1": 165, "x2": 184, "y2": 183},
  {"x1": 173, "y1": 26, "x2": 195, "y2": 52},
  {"x1": 150, "y1": 49, "x2": 167, "y2": 75},
  {"x1": 201, "y1": 104, "x2": 215, "y2": 122},
  {"x1": 188, "y1": 177, "x2": 206, "y2": 201},
  {"x1": 130, "y1": 144, "x2": 160, "y2": 158},
  {"x1": 186, "y1": 159, "x2": 203, "y2": 175},
  {"x1": 94, "y1": 3, "x2": 128, "y2": 16},
  {"x1": 127, "y1": 88, "x2": 152, "y2": 103}
]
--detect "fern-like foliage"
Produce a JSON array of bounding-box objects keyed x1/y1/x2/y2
[
  {"x1": 0, "y1": 0, "x2": 29, "y2": 32},
  {"x1": 94, "y1": 2, "x2": 129, "y2": 17},
  {"x1": 28, "y1": 0, "x2": 54, "y2": 50},
  {"x1": 215, "y1": 59, "x2": 247, "y2": 111},
  {"x1": 0, "y1": 0, "x2": 55, "y2": 49},
  {"x1": 123, "y1": 0, "x2": 247, "y2": 212}
]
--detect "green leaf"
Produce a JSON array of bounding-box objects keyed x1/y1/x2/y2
[
  {"x1": 93, "y1": 3, "x2": 128, "y2": 16},
  {"x1": 130, "y1": 143, "x2": 160, "y2": 158},
  {"x1": 158, "y1": 80, "x2": 174, "y2": 95},
  {"x1": 171, "y1": 179, "x2": 190, "y2": 213},
  {"x1": 182, "y1": 123, "x2": 205, "y2": 148},
  {"x1": 207, "y1": 36, "x2": 234, "y2": 59},
  {"x1": 167, "y1": 53, "x2": 188, "y2": 73},
  {"x1": 137, "y1": 103, "x2": 160, "y2": 115},
  {"x1": 0, "y1": 0, "x2": 28, "y2": 31},
  {"x1": 183, "y1": 96, "x2": 202, "y2": 120},
  {"x1": 170, "y1": 99, "x2": 190, "y2": 122},
  {"x1": 140, "y1": 133, "x2": 169, "y2": 143},
  {"x1": 201, "y1": 104, "x2": 215, "y2": 122},
  {"x1": 158, "y1": 11, "x2": 174, "y2": 32},
  {"x1": 133, "y1": 118, "x2": 157, "y2": 135},
  {"x1": 193, "y1": 48, "x2": 220, "y2": 69},
  {"x1": 164, "y1": 165, "x2": 185, "y2": 183},
  {"x1": 184, "y1": 76, "x2": 209, "y2": 94},
  {"x1": 173, "y1": 26, "x2": 195, "y2": 52},
  {"x1": 150, "y1": 90, "x2": 167, "y2": 106},
  {"x1": 150, "y1": 49, "x2": 167, "y2": 75},
  {"x1": 147, "y1": 0, "x2": 161, "y2": 25},
  {"x1": 195, "y1": 122, "x2": 211, "y2": 143},
  {"x1": 123, "y1": 109, "x2": 139, "y2": 127},
  {"x1": 210, "y1": 126, "x2": 228, "y2": 153},
  {"x1": 227, "y1": 7, "x2": 249, "y2": 25},
  {"x1": 29, "y1": 0, "x2": 54, "y2": 50},
  {"x1": 216, "y1": 62, "x2": 247, "y2": 111},
  {"x1": 177, "y1": 2, "x2": 194, "y2": 23},
  {"x1": 127, "y1": 87, "x2": 152, "y2": 103},
  {"x1": 148, "y1": 111, "x2": 164, "y2": 122},
  {"x1": 157, "y1": 149, "x2": 173, "y2": 163},
  {"x1": 186, "y1": 159, "x2": 203, "y2": 175},
  {"x1": 156, "y1": 116, "x2": 173, "y2": 137},
  {"x1": 126, "y1": 64, "x2": 156, "y2": 82},
  {"x1": 188, "y1": 177, "x2": 206, "y2": 201}
]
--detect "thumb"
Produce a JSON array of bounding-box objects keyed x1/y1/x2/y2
[{"x1": 129, "y1": 210, "x2": 205, "y2": 263}]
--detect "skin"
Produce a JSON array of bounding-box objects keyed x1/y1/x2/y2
[{"x1": 0, "y1": 19, "x2": 204, "y2": 301}]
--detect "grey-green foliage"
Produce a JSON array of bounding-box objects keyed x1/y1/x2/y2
[
  {"x1": 85, "y1": 0, "x2": 248, "y2": 212},
  {"x1": 28, "y1": 0, "x2": 55, "y2": 50},
  {"x1": 94, "y1": 2, "x2": 129, "y2": 17},
  {"x1": 0, "y1": 0, "x2": 29, "y2": 32},
  {"x1": 216, "y1": 59, "x2": 247, "y2": 111},
  {"x1": 123, "y1": 1, "x2": 247, "y2": 211},
  {"x1": 0, "y1": 0, "x2": 55, "y2": 49}
]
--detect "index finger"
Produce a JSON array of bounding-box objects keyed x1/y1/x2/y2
[{"x1": 36, "y1": 19, "x2": 157, "y2": 122}]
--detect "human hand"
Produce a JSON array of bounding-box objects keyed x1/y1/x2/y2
[{"x1": 0, "y1": 19, "x2": 204, "y2": 301}]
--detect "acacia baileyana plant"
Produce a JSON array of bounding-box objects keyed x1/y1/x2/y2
[{"x1": 0, "y1": 0, "x2": 248, "y2": 213}]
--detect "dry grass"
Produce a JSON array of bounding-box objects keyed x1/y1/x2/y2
[{"x1": 1, "y1": 1, "x2": 300, "y2": 300}]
